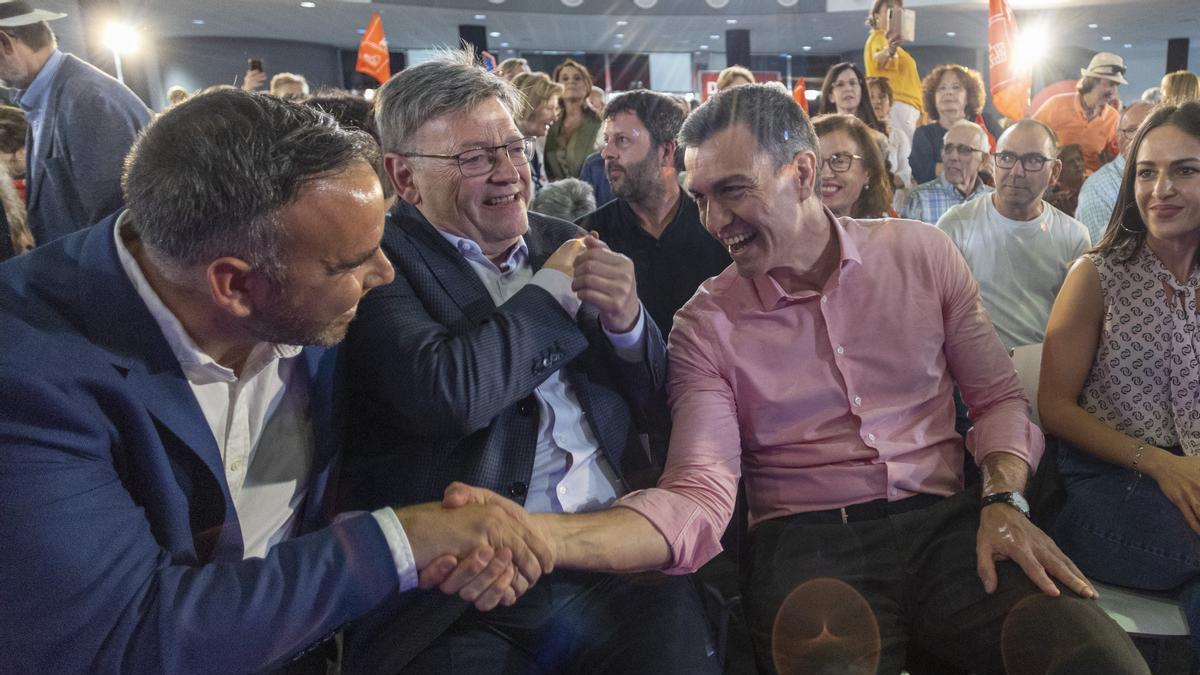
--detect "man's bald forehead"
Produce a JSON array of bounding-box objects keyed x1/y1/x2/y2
[
  {"x1": 998, "y1": 119, "x2": 1058, "y2": 155},
  {"x1": 1120, "y1": 101, "x2": 1153, "y2": 125}
]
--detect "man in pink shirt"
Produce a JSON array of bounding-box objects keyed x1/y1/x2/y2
[{"x1": 444, "y1": 84, "x2": 1147, "y2": 673}]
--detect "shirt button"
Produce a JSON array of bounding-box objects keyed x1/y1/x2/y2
[
  {"x1": 229, "y1": 460, "x2": 243, "y2": 473},
  {"x1": 836, "y1": 346, "x2": 845, "y2": 355},
  {"x1": 557, "y1": 485, "x2": 567, "y2": 495},
  {"x1": 867, "y1": 433, "x2": 877, "y2": 442},
  {"x1": 821, "y1": 296, "x2": 828, "y2": 304},
  {"x1": 854, "y1": 396, "x2": 862, "y2": 406}
]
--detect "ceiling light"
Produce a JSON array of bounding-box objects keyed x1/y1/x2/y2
[
  {"x1": 474, "y1": 14, "x2": 486, "y2": 20},
  {"x1": 1101, "y1": 35, "x2": 1111, "y2": 41},
  {"x1": 1087, "y1": 23, "x2": 1098, "y2": 29},
  {"x1": 489, "y1": 31, "x2": 501, "y2": 37},
  {"x1": 725, "y1": 18, "x2": 737, "y2": 24},
  {"x1": 802, "y1": 45, "x2": 812, "y2": 51},
  {"x1": 487, "y1": 0, "x2": 505, "y2": 4},
  {"x1": 614, "y1": 43, "x2": 623, "y2": 49},
  {"x1": 561, "y1": 0, "x2": 583, "y2": 6},
  {"x1": 945, "y1": 31, "x2": 956, "y2": 36},
  {"x1": 104, "y1": 21, "x2": 140, "y2": 53},
  {"x1": 356, "y1": 28, "x2": 365, "y2": 35},
  {"x1": 191, "y1": 19, "x2": 205, "y2": 25},
  {"x1": 616, "y1": 19, "x2": 629, "y2": 26},
  {"x1": 615, "y1": 33, "x2": 624, "y2": 38},
  {"x1": 821, "y1": 36, "x2": 832, "y2": 41},
  {"x1": 700, "y1": 44, "x2": 710, "y2": 49},
  {"x1": 299, "y1": 1, "x2": 315, "y2": 7},
  {"x1": 709, "y1": 34, "x2": 720, "y2": 39},
  {"x1": 778, "y1": 0, "x2": 799, "y2": 6},
  {"x1": 1124, "y1": 43, "x2": 1133, "y2": 48},
  {"x1": 500, "y1": 41, "x2": 510, "y2": 47},
  {"x1": 705, "y1": 0, "x2": 730, "y2": 7},
  {"x1": 633, "y1": 0, "x2": 657, "y2": 7}
]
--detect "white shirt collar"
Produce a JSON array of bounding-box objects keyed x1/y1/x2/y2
[{"x1": 112, "y1": 213, "x2": 302, "y2": 384}]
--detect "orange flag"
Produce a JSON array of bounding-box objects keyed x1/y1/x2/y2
[
  {"x1": 987, "y1": 0, "x2": 1030, "y2": 121},
  {"x1": 356, "y1": 12, "x2": 390, "y2": 84}
]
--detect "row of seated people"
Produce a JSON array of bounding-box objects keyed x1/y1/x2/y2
[{"x1": 1, "y1": 28, "x2": 1196, "y2": 675}]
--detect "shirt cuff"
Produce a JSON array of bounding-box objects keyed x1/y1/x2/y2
[
  {"x1": 603, "y1": 305, "x2": 647, "y2": 362},
  {"x1": 370, "y1": 507, "x2": 419, "y2": 593},
  {"x1": 531, "y1": 267, "x2": 581, "y2": 318}
]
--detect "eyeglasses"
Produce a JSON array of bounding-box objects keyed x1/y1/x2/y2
[
  {"x1": 993, "y1": 151, "x2": 1051, "y2": 172},
  {"x1": 400, "y1": 137, "x2": 535, "y2": 178},
  {"x1": 942, "y1": 143, "x2": 984, "y2": 157},
  {"x1": 823, "y1": 152, "x2": 864, "y2": 173}
]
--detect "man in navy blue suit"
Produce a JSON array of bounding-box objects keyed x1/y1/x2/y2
[
  {"x1": 0, "y1": 2, "x2": 152, "y2": 244},
  {"x1": 0, "y1": 89, "x2": 552, "y2": 674}
]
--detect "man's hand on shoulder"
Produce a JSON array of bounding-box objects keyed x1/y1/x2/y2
[
  {"x1": 572, "y1": 234, "x2": 640, "y2": 333},
  {"x1": 395, "y1": 484, "x2": 554, "y2": 611}
]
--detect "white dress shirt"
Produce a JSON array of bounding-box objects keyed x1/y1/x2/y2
[
  {"x1": 114, "y1": 215, "x2": 416, "y2": 589},
  {"x1": 438, "y1": 230, "x2": 645, "y2": 513}
]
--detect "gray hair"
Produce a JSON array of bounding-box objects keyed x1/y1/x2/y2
[
  {"x1": 122, "y1": 88, "x2": 379, "y2": 284},
  {"x1": 530, "y1": 179, "x2": 596, "y2": 222},
  {"x1": 374, "y1": 47, "x2": 523, "y2": 155},
  {"x1": 947, "y1": 118, "x2": 989, "y2": 152},
  {"x1": 678, "y1": 83, "x2": 817, "y2": 169}
]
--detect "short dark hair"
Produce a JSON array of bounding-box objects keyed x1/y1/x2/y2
[
  {"x1": 0, "y1": 105, "x2": 26, "y2": 154},
  {"x1": 679, "y1": 83, "x2": 816, "y2": 171},
  {"x1": 921, "y1": 64, "x2": 986, "y2": 121},
  {"x1": 1076, "y1": 76, "x2": 1103, "y2": 95},
  {"x1": 0, "y1": 20, "x2": 54, "y2": 51},
  {"x1": 122, "y1": 89, "x2": 378, "y2": 283},
  {"x1": 602, "y1": 90, "x2": 688, "y2": 149},
  {"x1": 304, "y1": 89, "x2": 393, "y2": 201},
  {"x1": 1096, "y1": 101, "x2": 1200, "y2": 260}
]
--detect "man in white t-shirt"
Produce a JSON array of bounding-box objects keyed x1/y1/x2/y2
[{"x1": 937, "y1": 120, "x2": 1091, "y2": 350}]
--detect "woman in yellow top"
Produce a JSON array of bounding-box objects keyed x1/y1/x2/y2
[
  {"x1": 544, "y1": 59, "x2": 603, "y2": 182},
  {"x1": 864, "y1": 0, "x2": 922, "y2": 170}
]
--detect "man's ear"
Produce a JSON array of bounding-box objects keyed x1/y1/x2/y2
[
  {"x1": 385, "y1": 153, "x2": 422, "y2": 206},
  {"x1": 792, "y1": 150, "x2": 820, "y2": 201},
  {"x1": 205, "y1": 256, "x2": 270, "y2": 319},
  {"x1": 1048, "y1": 158, "x2": 1064, "y2": 187},
  {"x1": 659, "y1": 140, "x2": 678, "y2": 169},
  {"x1": 0, "y1": 32, "x2": 15, "y2": 56}
]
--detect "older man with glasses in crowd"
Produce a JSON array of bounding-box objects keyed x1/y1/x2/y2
[
  {"x1": 903, "y1": 119, "x2": 993, "y2": 225},
  {"x1": 338, "y1": 49, "x2": 717, "y2": 675},
  {"x1": 937, "y1": 119, "x2": 1092, "y2": 351}
]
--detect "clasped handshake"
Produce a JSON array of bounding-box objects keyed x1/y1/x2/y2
[{"x1": 394, "y1": 482, "x2": 557, "y2": 612}]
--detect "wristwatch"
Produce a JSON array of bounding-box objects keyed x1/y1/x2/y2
[{"x1": 981, "y1": 490, "x2": 1030, "y2": 519}]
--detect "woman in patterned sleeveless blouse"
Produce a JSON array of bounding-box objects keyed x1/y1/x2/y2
[{"x1": 1040, "y1": 101, "x2": 1200, "y2": 654}]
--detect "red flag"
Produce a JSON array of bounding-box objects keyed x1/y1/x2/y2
[
  {"x1": 356, "y1": 12, "x2": 390, "y2": 84},
  {"x1": 988, "y1": 0, "x2": 1030, "y2": 121}
]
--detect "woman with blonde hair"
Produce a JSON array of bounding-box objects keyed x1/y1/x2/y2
[
  {"x1": 716, "y1": 65, "x2": 754, "y2": 91},
  {"x1": 544, "y1": 59, "x2": 602, "y2": 181},
  {"x1": 1162, "y1": 70, "x2": 1200, "y2": 106},
  {"x1": 512, "y1": 72, "x2": 564, "y2": 192}
]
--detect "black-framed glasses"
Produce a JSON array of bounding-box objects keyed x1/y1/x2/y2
[
  {"x1": 400, "y1": 137, "x2": 535, "y2": 178},
  {"x1": 823, "y1": 152, "x2": 864, "y2": 173},
  {"x1": 994, "y1": 151, "x2": 1051, "y2": 172},
  {"x1": 942, "y1": 143, "x2": 984, "y2": 158}
]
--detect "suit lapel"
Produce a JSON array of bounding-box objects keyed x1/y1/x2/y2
[
  {"x1": 75, "y1": 217, "x2": 237, "y2": 545},
  {"x1": 393, "y1": 203, "x2": 496, "y2": 325},
  {"x1": 298, "y1": 345, "x2": 341, "y2": 533},
  {"x1": 26, "y1": 56, "x2": 72, "y2": 212}
]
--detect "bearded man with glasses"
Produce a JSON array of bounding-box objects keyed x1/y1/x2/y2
[
  {"x1": 338, "y1": 49, "x2": 717, "y2": 674},
  {"x1": 903, "y1": 119, "x2": 994, "y2": 225},
  {"x1": 936, "y1": 119, "x2": 1092, "y2": 351}
]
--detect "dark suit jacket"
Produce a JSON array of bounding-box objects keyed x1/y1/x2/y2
[
  {"x1": 340, "y1": 202, "x2": 669, "y2": 672},
  {"x1": 25, "y1": 53, "x2": 151, "y2": 245},
  {"x1": 0, "y1": 215, "x2": 399, "y2": 674}
]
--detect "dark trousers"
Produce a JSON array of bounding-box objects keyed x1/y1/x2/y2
[
  {"x1": 742, "y1": 488, "x2": 1148, "y2": 675},
  {"x1": 399, "y1": 569, "x2": 719, "y2": 674}
]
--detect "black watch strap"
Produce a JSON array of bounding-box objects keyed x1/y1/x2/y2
[{"x1": 981, "y1": 491, "x2": 1030, "y2": 518}]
